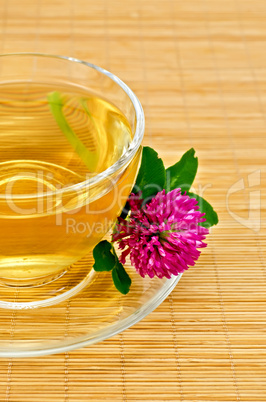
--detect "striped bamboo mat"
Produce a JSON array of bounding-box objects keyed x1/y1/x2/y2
[{"x1": 0, "y1": 0, "x2": 266, "y2": 400}]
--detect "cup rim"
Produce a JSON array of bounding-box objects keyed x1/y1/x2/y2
[{"x1": 0, "y1": 52, "x2": 145, "y2": 199}]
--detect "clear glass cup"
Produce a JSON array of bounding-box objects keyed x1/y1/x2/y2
[{"x1": 0, "y1": 53, "x2": 144, "y2": 309}]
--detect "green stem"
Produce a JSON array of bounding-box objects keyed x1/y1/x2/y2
[{"x1": 47, "y1": 91, "x2": 98, "y2": 171}]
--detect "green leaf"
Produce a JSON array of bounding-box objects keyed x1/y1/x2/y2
[
  {"x1": 120, "y1": 201, "x2": 130, "y2": 219},
  {"x1": 93, "y1": 240, "x2": 117, "y2": 272},
  {"x1": 166, "y1": 148, "x2": 198, "y2": 193},
  {"x1": 47, "y1": 91, "x2": 99, "y2": 171},
  {"x1": 187, "y1": 192, "x2": 219, "y2": 228},
  {"x1": 112, "y1": 263, "x2": 132, "y2": 295},
  {"x1": 133, "y1": 146, "x2": 166, "y2": 201},
  {"x1": 93, "y1": 240, "x2": 132, "y2": 294}
]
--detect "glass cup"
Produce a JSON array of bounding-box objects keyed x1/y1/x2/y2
[{"x1": 0, "y1": 53, "x2": 144, "y2": 309}]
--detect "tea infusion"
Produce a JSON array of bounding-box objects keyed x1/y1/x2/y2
[{"x1": 0, "y1": 83, "x2": 138, "y2": 284}]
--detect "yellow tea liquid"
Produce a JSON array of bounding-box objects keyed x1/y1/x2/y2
[{"x1": 0, "y1": 83, "x2": 140, "y2": 284}]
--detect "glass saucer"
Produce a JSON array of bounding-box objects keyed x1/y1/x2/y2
[{"x1": 0, "y1": 252, "x2": 182, "y2": 357}]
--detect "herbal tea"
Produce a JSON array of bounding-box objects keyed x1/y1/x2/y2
[{"x1": 0, "y1": 82, "x2": 140, "y2": 285}]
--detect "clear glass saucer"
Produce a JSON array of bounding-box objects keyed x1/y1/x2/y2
[
  {"x1": 0, "y1": 252, "x2": 182, "y2": 357},
  {"x1": 0, "y1": 53, "x2": 181, "y2": 357}
]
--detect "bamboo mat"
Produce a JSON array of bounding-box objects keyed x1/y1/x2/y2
[{"x1": 0, "y1": 0, "x2": 266, "y2": 400}]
